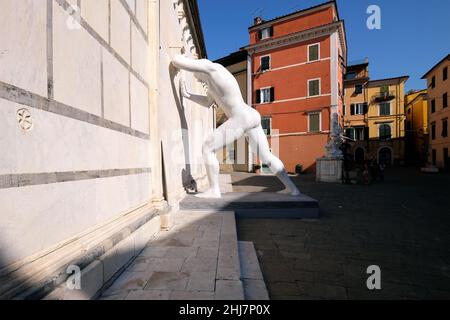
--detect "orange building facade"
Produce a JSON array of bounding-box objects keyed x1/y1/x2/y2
[{"x1": 244, "y1": 1, "x2": 347, "y2": 173}]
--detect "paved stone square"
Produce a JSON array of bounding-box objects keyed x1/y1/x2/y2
[
  {"x1": 235, "y1": 168, "x2": 450, "y2": 300},
  {"x1": 99, "y1": 210, "x2": 245, "y2": 300}
]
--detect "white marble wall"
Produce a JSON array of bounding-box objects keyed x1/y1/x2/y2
[
  {"x1": 0, "y1": 0, "x2": 211, "y2": 269},
  {"x1": 0, "y1": 0, "x2": 48, "y2": 96},
  {"x1": 0, "y1": 0, "x2": 152, "y2": 268},
  {"x1": 0, "y1": 172, "x2": 150, "y2": 268},
  {"x1": 0, "y1": 99, "x2": 149, "y2": 174}
]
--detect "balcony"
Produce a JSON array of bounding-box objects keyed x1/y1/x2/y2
[{"x1": 372, "y1": 91, "x2": 396, "y2": 102}]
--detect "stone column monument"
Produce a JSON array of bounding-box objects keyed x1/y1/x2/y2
[{"x1": 316, "y1": 105, "x2": 344, "y2": 183}]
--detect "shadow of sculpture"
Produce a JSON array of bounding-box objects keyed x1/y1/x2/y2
[{"x1": 169, "y1": 63, "x2": 198, "y2": 192}]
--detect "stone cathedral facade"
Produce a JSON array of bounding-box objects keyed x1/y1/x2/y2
[{"x1": 0, "y1": 0, "x2": 213, "y2": 299}]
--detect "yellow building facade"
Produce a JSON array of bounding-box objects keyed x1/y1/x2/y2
[
  {"x1": 422, "y1": 54, "x2": 450, "y2": 170},
  {"x1": 405, "y1": 90, "x2": 428, "y2": 165},
  {"x1": 343, "y1": 59, "x2": 408, "y2": 165}
]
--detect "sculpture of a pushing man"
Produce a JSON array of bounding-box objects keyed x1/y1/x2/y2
[{"x1": 172, "y1": 54, "x2": 301, "y2": 198}]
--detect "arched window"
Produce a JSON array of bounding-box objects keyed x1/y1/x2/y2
[{"x1": 379, "y1": 124, "x2": 391, "y2": 140}]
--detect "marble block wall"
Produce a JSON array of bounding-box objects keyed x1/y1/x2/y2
[{"x1": 0, "y1": 0, "x2": 153, "y2": 269}]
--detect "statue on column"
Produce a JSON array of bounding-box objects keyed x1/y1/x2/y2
[
  {"x1": 325, "y1": 108, "x2": 344, "y2": 159},
  {"x1": 172, "y1": 54, "x2": 301, "y2": 198}
]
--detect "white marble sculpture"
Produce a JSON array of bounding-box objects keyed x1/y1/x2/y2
[{"x1": 172, "y1": 54, "x2": 301, "y2": 198}]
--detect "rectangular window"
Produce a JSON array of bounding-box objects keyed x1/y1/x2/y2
[
  {"x1": 261, "y1": 55, "x2": 271, "y2": 72},
  {"x1": 226, "y1": 143, "x2": 236, "y2": 163},
  {"x1": 261, "y1": 117, "x2": 272, "y2": 136},
  {"x1": 432, "y1": 149, "x2": 437, "y2": 166},
  {"x1": 350, "y1": 103, "x2": 366, "y2": 115},
  {"x1": 444, "y1": 92, "x2": 448, "y2": 108},
  {"x1": 308, "y1": 79, "x2": 320, "y2": 97},
  {"x1": 431, "y1": 122, "x2": 436, "y2": 140},
  {"x1": 355, "y1": 84, "x2": 363, "y2": 94},
  {"x1": 259, "y1": 26, "x2": 273, "y2": 40},
  {"x1": 308, "y1": 112, "x2": 321, "y2": 133},
  {"x1": 260, "y1": 88, "x2": 272, "y2": 103},
  {"x1": 308, "y1": 43, "x2": 320, "y2": 62},
  {"x1": 443, "y1": 119, "x2": 448, "y2": 137},
  {"x1": 354, "y1": 127, "x2": 365, "y2": 141},
  {"x1": 379, "y1": 124, "x2": 392, "y2": 140},
  {"x1": 345, "y1": 128, "x2": 355, "y2": 140},
  {"x1": 444, "y1": 67, "x2": 448, "y2": 81},
  {"x1": 380, "y1": 102, "x2": 391, "y2": 116},
  {"x1": 431, "y1": 76, "x2": 436, "y2": 89},
  {"x1": 431, "y1": 99, "x2": 436, "y2": 113}
]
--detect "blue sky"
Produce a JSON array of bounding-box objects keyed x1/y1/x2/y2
[{"x1": 197, "y1": 0, "x2": 450, "y2": 91}]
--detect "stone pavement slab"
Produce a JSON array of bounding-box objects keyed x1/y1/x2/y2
[
  {"x1": 234, "y1": 169, "x2": 450, "y2": 300},
  {"x1": 99, "y1": 210, "x2": 244, "y2": 300}
]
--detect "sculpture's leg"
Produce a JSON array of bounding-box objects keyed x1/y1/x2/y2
[
  {"x1": 247, "y1": 126, "x2": 301, "y2": 196},
  {"x1": 197, "y1": 120, "x2": 245, "y2": 198}
]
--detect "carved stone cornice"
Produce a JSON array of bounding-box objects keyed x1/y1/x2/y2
[{"x1": 244, "y1": 21, "x2": 346, "y2": 63}]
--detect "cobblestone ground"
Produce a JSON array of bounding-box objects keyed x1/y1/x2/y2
[{"x1": 234, "y1": 168, "x2": 450, "y2": 300}]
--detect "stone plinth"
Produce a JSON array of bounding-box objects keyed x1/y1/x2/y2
[
  {"x1": 316, "y1": 157, "x2": 343, "y2": 183},
  {"x1": 180, "y1": 192, "x2": 319, "y2": 219}
]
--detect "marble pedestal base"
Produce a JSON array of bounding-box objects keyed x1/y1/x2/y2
[
  {"x1": 180, "y1": 192, "x2": 319, "y2": 219},
  {"x1": 316, "y1": 157, "x2": 343, "y2": 183}
]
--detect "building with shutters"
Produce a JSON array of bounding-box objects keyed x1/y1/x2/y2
[
  {"x1": 243, "y1": 1, "x2": 347, "y2": 173},
  {"x1": 421, "y1": 54, "x2": 450, "y2": 171},
  {"x1": 343, "y1": 60, "x2": 409, "y2": 166}
]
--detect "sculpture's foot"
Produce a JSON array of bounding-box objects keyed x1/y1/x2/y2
[
  {"x1": 195, "y1": 189, "x2": 222, "y2": 199},
  {"x1": 277, "y1": 188, "x2": 301, "y2": 197},
  {"x1": 290, "y1": 188, "x2": 301, "y2": 197}
]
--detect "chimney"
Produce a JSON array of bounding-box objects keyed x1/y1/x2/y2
[{"x1": 254, "y1": 17, "x2": 264, "y2": 25}]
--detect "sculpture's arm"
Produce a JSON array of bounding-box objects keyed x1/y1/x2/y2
[
  {"x1": 180, "y1": 79, "x2": 214, "y2": 108},
  {"x1": 172, "y1": 54, "x2": 215, "y2": 74}
]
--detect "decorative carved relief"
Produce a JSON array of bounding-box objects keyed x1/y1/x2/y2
[{"x1": 17, "y1": 108, "x2": 33, "y2": 131}]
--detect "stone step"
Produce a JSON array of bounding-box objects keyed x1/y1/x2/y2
[
  {"x1": 238, "y1": 241, "x2": 269, "y2": 300},
  {"x1": 97, "y1": 210, "x2": 245, "y2": 300},
  {"x1": 35, "y1": 205, "x2": 167, "y2": 300},
  {"x1": 180, "y1": 192, "x2": 319, "y2": 219}
]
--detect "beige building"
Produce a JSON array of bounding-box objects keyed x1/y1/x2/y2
[
  {"x1": 366, "y1": 76, "x2": 408, "y2": 165},
  {"x1": 343, "y1": 60, "x2": 369, "y2": 163},
  {"x1": 422, "y1": 54, "x2": 450, "y2": 170},
  {"x1": 343, "y1": 59, "x2": 408, "y2": 165},
  {"x1": 214, "y1": 50, "x2": 252, "y2": 173},
  {"x1": 405, "y1": 89, "x2": 428, "y2": 165},
  {"x1": 0, "y1": 0, "x2": 213, "y2": 299}
]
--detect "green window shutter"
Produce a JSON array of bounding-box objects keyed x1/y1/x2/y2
[
  {"x1": 309, "y1": 80, "x2": 319, "y2": 96},
  {"x1": 309, "y1": 44, "x2": 319, "y2": 61},
  {"x1": 309, "y1": 113, "x2": 320, "y2": 132}
]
